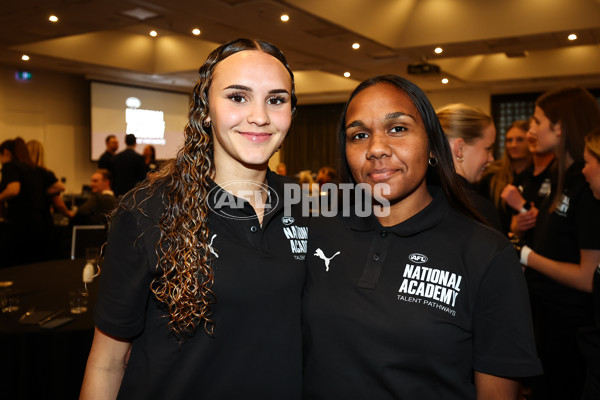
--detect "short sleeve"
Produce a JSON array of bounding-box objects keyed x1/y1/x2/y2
[
  {"x1": 472, "y1": 244, "x2": 542, "y2": 377},
  {"x1": 575, "y1": 188, "x2": 600, "y2": 251},
  {"x1": 94, "y1": 208, "x2": 156, "y2": 338}
]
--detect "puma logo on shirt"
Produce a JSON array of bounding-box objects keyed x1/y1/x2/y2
[{"x1": 314, "y1": 248, "x2": 340, "y2": 271}]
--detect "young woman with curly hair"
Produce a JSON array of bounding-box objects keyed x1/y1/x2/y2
[{"x1": 81, "y1": 38, "x2": 307, "y2": 399}]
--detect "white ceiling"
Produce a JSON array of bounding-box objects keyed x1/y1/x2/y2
[{"x1": 2, "y1": 0, "x2": 600, "y2": 103}]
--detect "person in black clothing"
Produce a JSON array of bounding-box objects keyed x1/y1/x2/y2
[
  {"x1": 0, "y1": 139, "x2": 45, "y2": 267},
  {"x1": 516, "y1": 87, "x2": 600, "y2": 400},
  {"x1": 437, "y1": 103, "x2": 502, "y2": 231},
  {"x1": 81, "y1": 39, "x2": 306, "y2": 399},
  {"x1": 111, "y1": 133, "x2": 148, "y2": 197},
  {"x1": 303, "y1": 75, "x2": 541, "y2": 399},
  {"x1": 72, "y1": 169, "x2": 117, "y2": 225},
  {"x1": 98, "y1": 135, "x2": 118, "y2": 171}
]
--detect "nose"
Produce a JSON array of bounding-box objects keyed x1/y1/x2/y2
[
  {"x1": 365, "y1": 132, "x2": 392, "y2": 159},
  {"x1": 247, "y1": 102, "x2": 269, "y2": 126},
  {"x1": 487, "y1": 152, "x2": 494, "y2": 163}
]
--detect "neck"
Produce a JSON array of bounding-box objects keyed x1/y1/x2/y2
[
  {"x1": 532, "y1": 152, "x2": 555, "y2": 176},
  {"x1": 511, "y1": 158, "x2": 530, "y2": 175},
  {"x1": 376, "y1": 183, "x2": 432, "y2": 227}
]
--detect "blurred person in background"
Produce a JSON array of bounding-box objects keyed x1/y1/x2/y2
[
  {"x1": 514, "y1": 86, "x2": 600, "y2": 400},
  {"x1": 112, "y1": 133, "x2": 148, "y2": 197},
  {"x1": 437, "y1": 103, "x2": 502, "y2": 231},
  {"x1": 72, "y1": 169, "x2": 117, "y2": 226},
  {"x1": 142, "y1": 144, "x2": 159, "y2": 173},
  {"x1": 479, "y1": 120, "x2": 531, "y2": 234},
  {"x1": 0, "y1": 139, "x2": 44, "y2": 266},
  {"x1": 98, "y1": 134, "x2": 119, "y2": 171}
]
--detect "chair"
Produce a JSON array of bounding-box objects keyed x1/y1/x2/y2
[{"x1": 70, "y1": 225, "x2": 107, "y2": 260}]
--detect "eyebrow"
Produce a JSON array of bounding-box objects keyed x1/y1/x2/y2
[
  {"x1": 224, "y1": 84, "x2": 290, "y2": 95},
  {"x1": 346, "y1": 111, "x2": 416, "y2": 129}
]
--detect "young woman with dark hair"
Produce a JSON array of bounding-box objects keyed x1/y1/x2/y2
[
  {"x1": 81, "y1": 38, "x2": 307, "y2": 399},
  {"x1": 516, "y1": 86, "x2": 600, "y2": 399},
  {"x1": 303, "y1": 75, "x2": 541, "y2": 399}
]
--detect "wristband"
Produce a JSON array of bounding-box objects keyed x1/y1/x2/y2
[
  {"x1": 519, "y1": 202, "x2": 532, "y2": 214},
  {"x1": 520, "y1": 245, "x2": 532, "y2": 266}
]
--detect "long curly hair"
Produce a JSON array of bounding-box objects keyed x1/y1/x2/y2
[{"x1": 131, "y1": 38, "x2": 296, "y2": 337}]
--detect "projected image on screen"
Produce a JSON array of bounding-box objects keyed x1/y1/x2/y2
[{"x1": 91, "y1": 82, "x2": 189, "y2": 161}]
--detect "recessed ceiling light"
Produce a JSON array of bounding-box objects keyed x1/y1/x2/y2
[
  {"x1": 281, "y1": 14, "x2": 290, "y2": 22},
  {"x1": 150, "y1": 30, "x2": 158, "y2": 37},
  {"x1": 568, "y1": 33, "x2": 577, "y2": 41},
  {"x1": 192, "y1": 28, "x2": 201, "y2": 36},
  {"x1": 21, "y1": 54, "x2": 30, "y2": 61},
  {"x1": 441, "y1": 78, "x2": 449, "y2": 84},
  {"x1": 344, "y1": 72, "x2": 351, "y2": 78},
  {"x1": 49, "y1": 15, "x2": 59, "y2": 23},
  {"x1": 352, "y1": 43, "x2": 360, "y2": 50},
  {"x1": 434, "y1": 47, "x2": 443, "y2": 54}
]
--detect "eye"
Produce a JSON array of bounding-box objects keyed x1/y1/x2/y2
[
  {"x1": 267, "y1": 95, "x2": 287, "y2": 106},
  {"x1": 228, "y1": 93, "x2": 247, "y2": 103},
  {"x1": 389, "y1": 125, "x2": 407, "y2": 135},
  {"x1": 348, "y1": 131, "x2": 369, "y2": 141}
]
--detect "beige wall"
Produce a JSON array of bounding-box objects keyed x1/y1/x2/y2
[
  {"x1": 0, "y1": 65, "x2": 492, "y2": 192},
  {"x1": 0, "y1": 65, "x2": 96, "y2": 193}
]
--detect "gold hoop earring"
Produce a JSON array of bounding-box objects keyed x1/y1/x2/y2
[{"x1": 428, "y1": 157, "x2": 438, "y2": 166}]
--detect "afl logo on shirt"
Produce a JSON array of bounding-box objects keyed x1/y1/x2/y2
[
  {"x1": 409, "y1": 253, "x2": 428, "y2": 263},
  {"x1": 282, "y1": 216, "x2": 295, "y2": 226}
]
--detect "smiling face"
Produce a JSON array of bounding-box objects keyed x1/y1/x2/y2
[
  {"x1": 457, "y1": 123, "x2": 496, "y2": 184},
  {"x1": 206, "y1": 50, "x2": 292, "y2": 173},
  {"x1": 345, "y1": 82, "x2": 431, "y2": 213},
  {"x1": 505, "y1": 126, "x2": 530, "y2": 161},
  {"x1": 583, "y1": 147, "x2": 600, "y2": 200},
  {"x1": 529, "y1": 106, "x2": 561, "y2": 154}
]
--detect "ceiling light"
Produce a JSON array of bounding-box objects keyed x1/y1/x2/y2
[
  {"x1": 434, "y1": 47, "x2": 443, "y2": 54},
  {"x1": 352, "y1": 43, "x2": 360, "y2": 50},
  {"x1": 281, "y1": 14, "x2": 290, "y2": 22},
  {"x1": 149, "y1": 30, "x2": 158, "y2": 37},
  {"x1": 192, "y1": 28, "x2": 201, "y2": 36},
  {"x1": 21, "y1": 54, "x2": 30, "y2": 61},
  {"x1": 441, "y1": 78, "x2": 449, "y2": 84},
  {"x1": 568, "y1": 33, "x2": 577, "y2": 41},
  {"x1": 49, "y1": 15, "x2": 59, "y2": 23},
  {"x1": 344, "y1": 72, "x2": 351, "y2": 78}
]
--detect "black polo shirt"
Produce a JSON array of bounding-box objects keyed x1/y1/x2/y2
[
  {"x1": 528, "y1": 163, "x2": 600, "y2": 319},
  {"x1": 303, "y1": 187, "x2": 541, "y2": 400},
  {"x1": 95, "y1": 170, "x2": 307, "y2": 399}
]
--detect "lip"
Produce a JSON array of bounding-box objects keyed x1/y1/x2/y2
[
  {"x1": 239, "y1": 132, "x2": 273, "y2": 143},
  {"x1": 367, "y1": 168, "x2": 399, "y2": 182}
]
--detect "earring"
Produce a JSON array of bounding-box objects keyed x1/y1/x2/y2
[
  {"x1": 203, "y1": 120, "x2": 211, "y2": 128},
  {"x1": 428, "y1": 157, "x2": 438, "y2": 166},
  {"x1": 456, "y1": 156, "x2": 464, "y2": 162}
]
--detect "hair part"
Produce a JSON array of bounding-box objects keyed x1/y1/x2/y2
[{"x1": 337, "y1": 75, "x2": 484, "y2": 224}]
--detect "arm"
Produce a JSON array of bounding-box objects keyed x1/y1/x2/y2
[
  {"x1": 52, "y1": 194, "x2": 75, "y2": 218},
  {"x1": 47, "y1": 180, "x2": 65, "y2": 196},
  {"x1": 509, "y1": 206, "x2": 538, "y2": 238},
  {"x1": 80, "y1": 327, "x2": 132, "y2": 400},
  {"x1": 0, "y1": 182, "x2": 20, "y2": 202},
  {"x1": 474, "y1": 372, "x2": 520, "y2": 400},
  {"x1": 500, "y1": 184, "x2": 526, "y2": 212},
  {"x1": 524, "y1": 248, "x2": 600, "y2": 292}
]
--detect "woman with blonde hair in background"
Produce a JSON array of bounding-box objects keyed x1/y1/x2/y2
[
  {"x1": 437, "y1": 103, "x2": 502, "y2": 230},
  {"x1": 479, "y1": 119, "x2": 532, "y2": 234}
]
